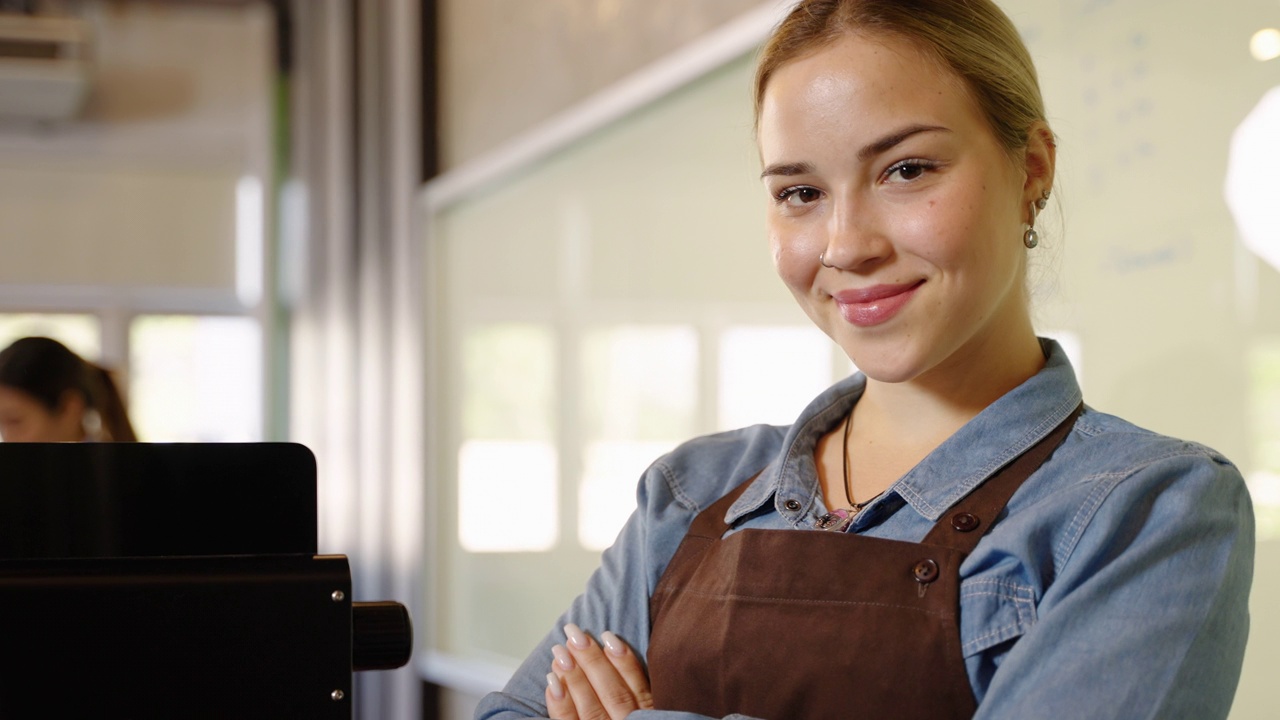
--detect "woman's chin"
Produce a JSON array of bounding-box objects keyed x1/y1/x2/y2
[{"x1": 840, "y1": 348, "x2": 926, "y2": 385}]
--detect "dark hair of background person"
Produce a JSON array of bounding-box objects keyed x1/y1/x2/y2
[{"x1": 0, "y1": 336, "x2": 138, "y2": 442}]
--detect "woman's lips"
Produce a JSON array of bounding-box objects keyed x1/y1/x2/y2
[{"x1": 834, "y1": 281, "x2": 924, "y2": 327}]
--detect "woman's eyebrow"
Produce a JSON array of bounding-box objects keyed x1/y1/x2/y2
[
  {"x1": 857, "y1": 124, "x2": 950, "y2": 161},
  {"x1": 760, "y1": 161, "x2": 815, "y2": 180},
  {"x1": 760, "y1": 124, "x2": 952, "y2": 180}
]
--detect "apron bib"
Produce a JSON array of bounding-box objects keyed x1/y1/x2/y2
[{"x1": 647, "y1": 405, "x2": 1082, "y2": 719}]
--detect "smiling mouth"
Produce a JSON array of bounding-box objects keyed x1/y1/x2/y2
[{"x1": 834, "y1": 280, "x2": 925, "y2": 327}]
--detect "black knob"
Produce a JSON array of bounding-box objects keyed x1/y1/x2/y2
[{"x1": 352, "y1": 601, "x2": 413, "y2": 671}]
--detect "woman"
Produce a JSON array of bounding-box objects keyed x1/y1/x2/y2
[
  {"x1": 0, "y1": 336, "x2": 137, "y2": 442},
  {"x1": 477, "y1": 1, "x2": 1254, "y2": 718}
]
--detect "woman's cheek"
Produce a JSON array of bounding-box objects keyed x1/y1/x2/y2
[
  {"x1": 770, "y1": 233, "x2": 814, "y2": 291},
  {"x1": 770, "y1": 222, "x2": 824, "y2": 283}
]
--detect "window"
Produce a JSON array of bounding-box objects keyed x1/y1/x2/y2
[
  {"x1": 129, "y1": 315, "x2": 263, "y2": 442},
  {"x1": 456, "y1": 324, "x2": 558, "y2": 552},
  {"x1": 718, "y1": 325, "x2": 838, "y2": 430},
  {"x1": 578, "y1": 325, "x2": 698, "y2": 550}
]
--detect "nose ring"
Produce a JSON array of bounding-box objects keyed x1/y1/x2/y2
[{"x1": 819, "y1": 252, "x2": 837, "y2": 269}]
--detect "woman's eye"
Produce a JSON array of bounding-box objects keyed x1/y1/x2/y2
[
  {"x1": 886, "y1": 160, "x2": 933, "y2": 183},
  {"x1": 777, "y1": 186, "x2": 821, "y2": 206}
]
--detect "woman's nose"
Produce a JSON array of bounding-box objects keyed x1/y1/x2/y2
[{"x1": 820, "y1": 200, "x2": 891, "y2": 271}]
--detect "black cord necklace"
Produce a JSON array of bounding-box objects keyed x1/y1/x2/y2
[
  {"x1": 816, "y1": 408, "x2": 884, "y2": 531},
  {"x1": 841, "y1": 406, "x2": 882, "y2": 511}
]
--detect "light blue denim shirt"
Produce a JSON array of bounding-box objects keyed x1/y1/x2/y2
[{"x1": 476, "y1": 340, "x2": 1255, "y2": 720}]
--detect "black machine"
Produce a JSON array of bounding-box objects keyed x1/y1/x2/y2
[{"x1": 0, "y1": 442, "x2": 412, "y2": 719}]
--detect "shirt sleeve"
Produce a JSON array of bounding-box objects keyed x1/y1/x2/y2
[
  {"x1": 473, "y1": 457, "x2": 698, "y2": 720},
  {"x1": 972, "y1": 447, "x2": 1255, "y2": 720}
]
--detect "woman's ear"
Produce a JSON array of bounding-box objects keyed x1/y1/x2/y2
[{"x1": 1023, "y1": 121, "x2": 1056, "y2": 200}]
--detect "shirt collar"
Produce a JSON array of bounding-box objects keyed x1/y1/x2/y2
[{"x1": 726, "y1": 338, "x2": 1083, "y2": 526}]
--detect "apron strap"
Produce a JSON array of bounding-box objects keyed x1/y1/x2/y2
[{"x1": 921, "y1": 402, "x2": 1084, "y2": 552}]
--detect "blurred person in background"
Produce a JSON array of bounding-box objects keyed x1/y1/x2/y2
[{"x1": 0, "y1": 336, "x2": 137, "y2": 442}]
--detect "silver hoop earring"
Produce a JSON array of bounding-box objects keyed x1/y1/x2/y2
[{"x1": 819, "y1": 252, "x2": 837, "y2": 269}]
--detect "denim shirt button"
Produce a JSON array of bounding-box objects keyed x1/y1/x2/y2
[{"x1": 783, "y1": 499, "x2": 801, "y2": 511}]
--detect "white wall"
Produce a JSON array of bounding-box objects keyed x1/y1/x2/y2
[{"x1": 0, "y1": 1, "x2": 273, "y2": 298}]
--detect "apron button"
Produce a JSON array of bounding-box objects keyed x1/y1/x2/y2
[
  {"x1": 784, "y1": 499, "x2": 801, "y2": 511},
  {"x1": 951, "y1": 512, "x2": 980, "y2": 532},
  {"x1": 913, "y1": 559, "x2": 939, "y2": 584}
]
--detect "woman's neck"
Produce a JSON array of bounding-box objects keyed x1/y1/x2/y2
[
  {"x1": 858, "y1": 328, "x2": 1045, "y2": 443},
  {"x1": 830, "y1": 329, "x2": 1045, "y2": 503}
]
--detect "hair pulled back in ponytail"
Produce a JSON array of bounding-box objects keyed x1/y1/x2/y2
[{"x1": 0, "y1": 336, "x2": 137, "y2": 442}]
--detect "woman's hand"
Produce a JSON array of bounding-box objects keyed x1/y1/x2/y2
[{"x1": 545, "y1": 623, "x2": 653, "y2": 720}]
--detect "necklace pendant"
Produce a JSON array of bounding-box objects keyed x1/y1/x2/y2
[{"x1": 816, "y1": 508, "x2": 853, "y2": 532}]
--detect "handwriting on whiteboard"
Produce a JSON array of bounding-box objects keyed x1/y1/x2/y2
[{"x1": 1106, "y1": 235, "x2": 1193, "y2": 274}]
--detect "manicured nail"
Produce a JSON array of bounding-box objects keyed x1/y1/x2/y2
[
  {"x1": 600, "y1": 630, "x2": 627, "y2": 657},
  {"x1": 564, "y1": 623, "x2": 590, "y2": 650},
  {"x1": 546, "y1": 672, "x2": 564, "y2": 700},
  {"x1": 551, "y1": 644, "x2": 574, "y2": 671}
]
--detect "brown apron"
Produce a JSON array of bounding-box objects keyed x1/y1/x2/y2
[{"x1": 647, "y1": 405, "x2": 1082, "y2": 719}]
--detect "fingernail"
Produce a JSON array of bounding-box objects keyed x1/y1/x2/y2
[
  {"x1": 564, "y1": 623, "x2": 590, "y2": 649},
  {"x1": 600, "y1": 630, "x2": 627, "y2": 657},
  {"x1": 551, "y1": 644, "x2": 574, "y2": 671},
  {"x1": 546, "y1": 672, "x2": 564, "y2": 700}
]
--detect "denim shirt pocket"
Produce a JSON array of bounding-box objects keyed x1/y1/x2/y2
[{"x1": 959, "y1": 576, "x2": 1038, "y2": 657}]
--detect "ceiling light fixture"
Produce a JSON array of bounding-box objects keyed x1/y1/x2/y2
[{"x1": 1251, "y1": 28, "x2": 1280, "y2": 61}]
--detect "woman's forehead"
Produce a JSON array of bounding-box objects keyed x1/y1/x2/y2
[{"x1": 757, "y1": 34, "x2": 983, "y2": 160}]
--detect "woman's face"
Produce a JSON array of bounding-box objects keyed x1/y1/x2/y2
[
  {"x1": 758, "y1": 33, "x2": 1044, "y2": 386},
  {"x1": 0, "y1": 386, "x2": 84, "y2": 442}
]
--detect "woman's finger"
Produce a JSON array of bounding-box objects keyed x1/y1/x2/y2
[
  {"x1": 551, "y1": 643, "x2": 609, "y2": 720},
  {"x1": 598, "y1": 630, "x2": 653, "y2": 711},
  {"x1": 560, "y1": 624, "x2": 640, "y2": 719},
  {"x1": 545, "y1": 670, "x2": 579, "y2": 720}
]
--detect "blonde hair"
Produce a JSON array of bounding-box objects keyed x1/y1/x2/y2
[{"x1": 754, "y1": 0, "x2": 1047, "y2": 156}]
